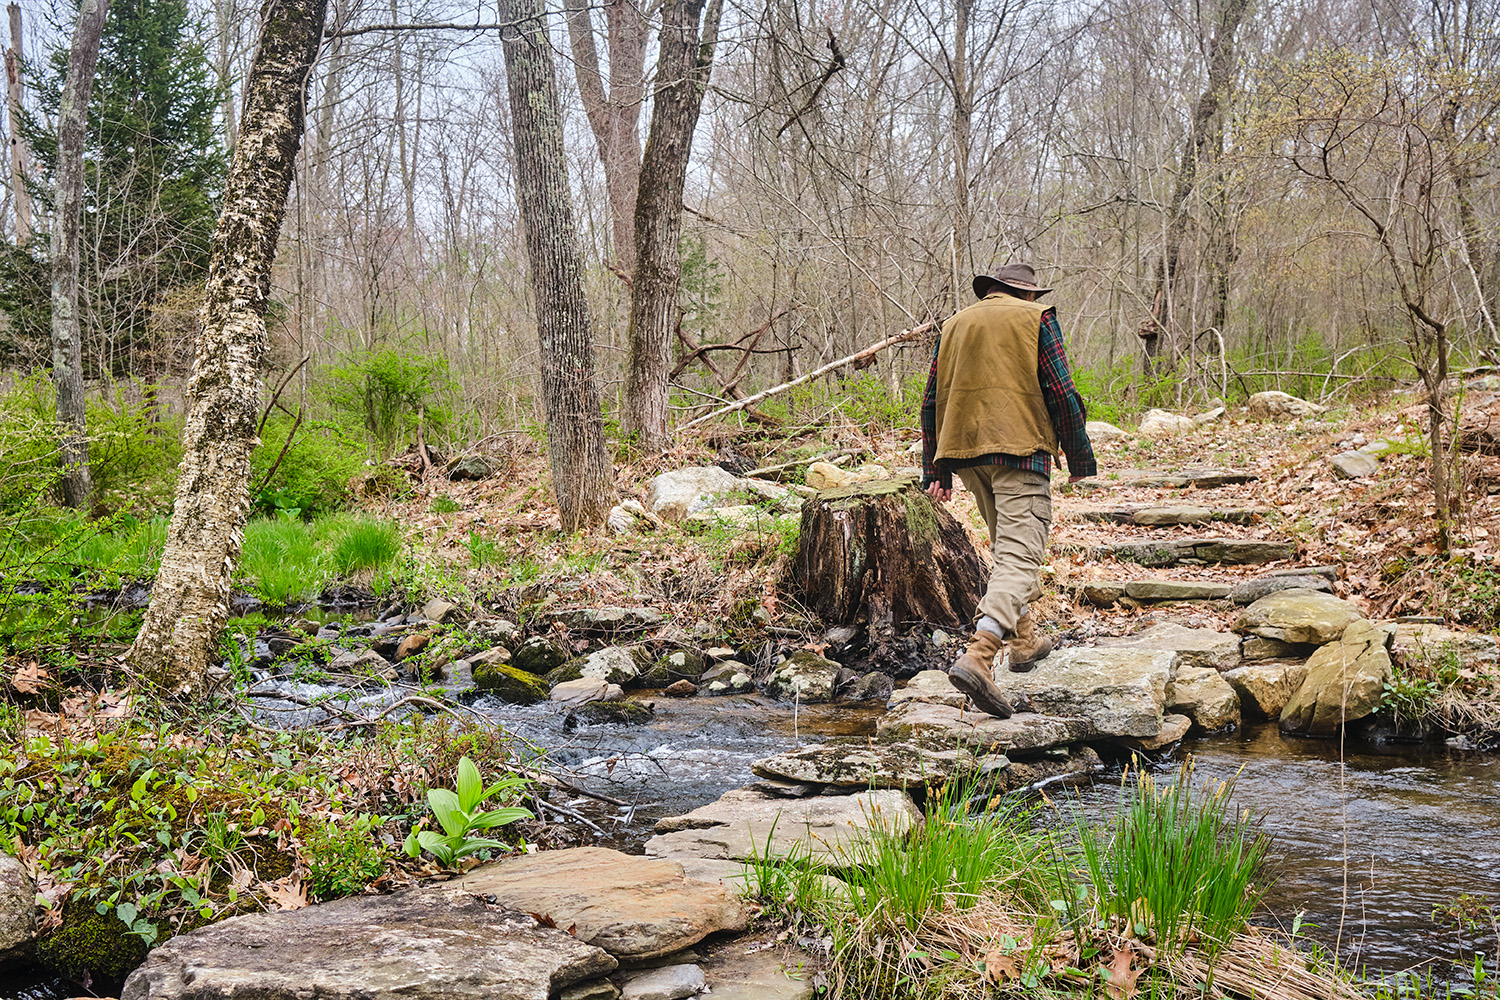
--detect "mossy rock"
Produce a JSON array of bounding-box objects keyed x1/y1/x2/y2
[
  {"x1": 511, "y1": 636, "x2": 568, "y2": 675},
  {"x1": 472, "y1": 662, "x2": 549, "y2": 705},
  {"x1": 654, "y1": 649, "x2": 706, "y2": 680},
  {"x1": 544, "y1": 660, "x2": 584, "y2": 688},
  {"x1": 549, "y1": 646, "x2": 647, "y2": 688},
  {"x1": 36, "y1": 901, "x2": 150, "y2": 984},
  {"x1": 572, "y1": 699, "x2": 654, "y2": 725}
]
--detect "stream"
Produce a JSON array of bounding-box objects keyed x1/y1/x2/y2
[{"x1": 8, "y1": 692, "x2": 1498, "y2": 998}]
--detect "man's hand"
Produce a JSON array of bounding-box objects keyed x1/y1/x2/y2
[{"x1": 926, "y1": 481, "x2": 952, "y2": 503}]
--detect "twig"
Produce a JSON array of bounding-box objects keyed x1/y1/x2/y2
[
  {"x1": 535, "y1": 798, "x2": 607, "y2": 836},
  {"x1": 251, "y1": 404, "x2": 303, "y2": 496},
  {"x1": 258, "y1": 356, "x2": 309, "y2": 436},
  {"x1": 745, "y1": 449, "x2": 853, "y2": 479},
  {"x1": 678, "y1": 320, "x2": 936, "y2": 433}
]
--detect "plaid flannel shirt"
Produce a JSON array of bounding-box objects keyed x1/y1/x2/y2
[{"x1": 920, "y1": 306, "x2": 1098, "y2": 489}]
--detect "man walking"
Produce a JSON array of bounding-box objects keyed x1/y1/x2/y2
[{"x1": 920, "y1": 263, "x2": 1097, "y2": 718}]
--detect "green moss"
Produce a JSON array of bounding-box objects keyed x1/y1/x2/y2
[
  {"x1": 901, "y1": 490, "x2": 940, "y2": 544},
  {"x1": 543, "y1": 659, "x2": 583, "y2": 688},
  {"x1": 822, "y1": 475, "x2": 916, "y2": 508},
  {"x1": 36, "y1": 903, "x2": 150, "y2": 984},
  {"x1": 473, "y1": 662, "x2": 550, "y2": 704}
]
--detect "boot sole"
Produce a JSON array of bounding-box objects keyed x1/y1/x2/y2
[{"x1": 948, "y1": 662, "x2": 1014, "y2": 719}]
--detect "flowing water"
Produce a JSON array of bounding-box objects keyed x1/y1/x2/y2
[{"x1": 9, "y1": 693, "x2": 1499, "y2": 997}]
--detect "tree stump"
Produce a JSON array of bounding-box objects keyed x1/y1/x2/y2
[{"x1": 793, "y1": 476, "x2": 986, "y2": 631}]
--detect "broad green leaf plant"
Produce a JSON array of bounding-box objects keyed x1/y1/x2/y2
[{"x1": 403, "y1": 756, "x2": 532, "y2": 867}]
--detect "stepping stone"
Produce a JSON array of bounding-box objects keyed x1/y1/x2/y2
[
  {"x1": 1233, "y1": 589, "x2": 1363, "y2": 645},
  {"x1": 120, "y1": 890, "x2": 616, "y2": 1000},
  {"x1": 645, "y1": 788, "x2": 920, "y2": 863},
  {"x1": 751, "y1": 740, "x2": 988, "y2": 789},
  {"x1": 1280, "y1": 620, "x2": 1392, "y2": 736},
  {"x1": 886, "y1": 669, "x2": 966, "y2": 709},
  {"x1": 1120, "y1": 467, "x2": 1259, "y2": 489},
  {"x1": 1112, "y1": 712, "x2": 1192, "y2": 753},
  {"x1": 1076, "y1": 506, "x2": 1271, "y2": 526},
  {"x1": 1095, "y1": 622, "x2": 1240, "y2": 670},
  {"x1": 873, "y1": 701, "x2": 1092, "y2": 753},
  {"x1": 1228, "y1": 574, "x2": 1332, "y2": 605},
  {"x1": 1224, "y1": 661, "x2": 1309, "y2": 719},
  {"x1": 1167, "y1": 666, "x2": 1241, "y2": 731},
  {"x1": 992, "y1": 648, "x2": 1175, "y2": 738},
  {"x1": 622, "y1": 964, "x2": 705, "y2": 1000},
  {"x1": 1076, "y1": 538, "x2": 1296, "y2": 567},
  {"x1": 1122, "y1": 579, "x2": 1232, "y2": 601},
  {"x1": 456, "y1": 847, "x2": 747, "y2": 962}
]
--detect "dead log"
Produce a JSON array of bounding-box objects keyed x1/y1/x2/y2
[{"x1": 793, "y1": 476, "x2": 985, "y2": 631}]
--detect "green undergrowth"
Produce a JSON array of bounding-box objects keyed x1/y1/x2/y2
[
  {"x1": 235, "y1": 514, "x2": 404, "y2": 606},
  {"x1": 0, "y1": 711, "x2": 532, "y2": 985},
  {"x1": 744, "y1": 768, "x2": 1274, "y2": 1000}
]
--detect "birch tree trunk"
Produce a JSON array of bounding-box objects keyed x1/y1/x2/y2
[
  {"x1": 129, "y1": 0, "x2": 327, "y2": 696},
  {"x1": 49, "y1": 0, "x2": 109, "y2": 511},
  {"x1": 499, "y1": 0, "x2": 613, "y2": 531},
  {"x1": 5, "y1": 3, "x2": 31, "y2": 245},
  {"x1": 622, "y1": 0, "x2": 723, "y2": 450}
]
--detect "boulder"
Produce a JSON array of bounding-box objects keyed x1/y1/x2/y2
[
  {"x1": 1234, "y1": 589, "x2": 1363, "y2": 645},
  {"x1": 1225, "y1": 661, "x2": 1310, "y2": 719},
  {"x1": 1096, "y1": 623, "x2": 1241, "y2": 671},
  {"x1": 573, "y1": 700, "x2": 653, "y2": 725},
  {"x1": 646, "y1": 787, "x2": 921, "y2": 862},
  {"x1": 646, "y1": 467, "x2": 742, "y2": 521},
  {"x1": 1082, "y1": 582, "x2": 1127, "y2": 607},
  {"x1": 701, "y1": 662, "x2": 754, "y2": 695},
  {"x1": 554, "y1": 607, "x2": 665, "y2": 637},
  {"x1": 1331, "y1": 450, "x2": 1380, "y2": 480},
  {"x1": 456, "y1": 848, "x2": 746, "y2": 962},
  {"x1": 655, "y1": 649, "x2": 706, "y2": 681},
  {"x1": 874, "y1": 701, "x2": 1092, "y2": 754},
  {"x1": 1247, "y1": 391, "x2": 1326, "y2": 420},
  {"x1": 328, "y1": 648, "x2": 395, "y2": 676},
  {"x1": 474, "y1": 663, "x2": 550, "y2": 705},
  {"x1": 551, "y1": 678, "x2": 617, "y2": 706},
  {"x1": 448, "y1": 455, "x2": 497, "y2": 481},
  {"x1": 805, "y1": 462, "x2": 849, "y2": 490},
  {"x1": 664, "y1": 679, "x2": 697, "y2": 697},
  {"x1": 992, "y1": 648, "x2": 1175, "y2": 738},
  {"x1": 1121, "y1": 580, "x2": 1232, "y2": 601},
  {"x1": 395, "y1": 632, "x2": 431, "y2": 660},
  {"x1": 1086, "y1": 420, "x2": 1130, "y2": 443},
  {"x1": 1194, "y1": 406, "x2": 1226, "y2": 424},
  {"x1": 1228, "y1": 575, "x2": 1333, "y2": 606},
  {"x1": 469, "y1": 646, "x2": 513, "y2": 667},
  {"x1": 750, "y1": 740, "x2": 989, "y2": 789},
  {"x1": 1138, "y1": 409, "x2": 1197, "y2": 436},
  {"x1": 120, "y1": 890, "x2": 615, "y2": 1000},
  {"x1": 844, "y1": 671, "x2": 894, "y2": 702},
  {"x1": 0, "y1": 854, "x2": 37, "y2": 967},
  {"x1": 513, "y1": 636, "x2": 568, "y2": 675},
  {"x1": 886, "y1": 669, "x2": 967, "y2": 709},
  {"x1": 764, "y1": 651, "x2": 841, "y2": 703},
  {"x1": 557, "y1": 647, "x2": 648, "y2": 687},
  {"x1": 622, "y1": 965, "x2": 705, "y2": 1000},
  {"x1": 1280, "y1": 619, "x2": 1393, "y2": 736},
  {"x1": 422, "y1": 598, "x2": 460, "y2": 624},
  {"x1": 1167, "y1": 666, "x2": 1241, "y2": 731}
]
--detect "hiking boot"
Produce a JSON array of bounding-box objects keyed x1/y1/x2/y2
[
  {"x1": 947, "y1": 631, "x2": 1013, "y2": 719},
  {"x1": 1007, "y1": 612, "x2": 1054, "y2": 672}
]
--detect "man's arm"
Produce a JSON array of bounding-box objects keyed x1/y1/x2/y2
[
  {"x1": 1037, "y1": 308, "x2": 1098, "y2": 480},
  {"x1": 920, "y1": 335, "x2": 953, "y2": 492}
]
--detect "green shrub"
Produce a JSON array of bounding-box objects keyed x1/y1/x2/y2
[
  {"x1": 1073, "y1": 766, "x2": 1269, "y2": 956},
  {"x1": 303, "y1": 813, "x2": 387, "y2": 900},
  {"x1": 321, "y1": 347, "x2": 454, "y2": 457},
  {"x1": 327, "y1": 517, "x2": 402, "y2": 578},
  {"x1": 86, "y1": 386, "x2": 183, "y2": 506},
  {"x1": 238, "y1": 518, "x2": 326, "y2": 606},
  {"x1": 251, "y1": 417, "x2": 365, "y2": 517}
]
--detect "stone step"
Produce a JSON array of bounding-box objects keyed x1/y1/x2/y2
[
  {"x1": 1080, "y1": 579, "x2": 1232, "y2": 605},
  {"x1": 1076, "y1": 467, "x2": 1259, "y2": 490},
  {"x1": 1075, "y1": 504, "x2": 1272, "y2": 526},
  {"x1": 1058, "y1": 537, "x2": 1296, "y2": 566}
]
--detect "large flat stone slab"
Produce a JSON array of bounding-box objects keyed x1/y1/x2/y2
[
  {"x1": 873, "y1": 701, "x2": 1092, "y2": 753},
  {"x1": 1080, "y1": 538, "x2": 1295, "y2": 567},
  {"x1": 1095, "y1": 623, "x2": 1241, "y2": 671},
  {"x1": 1387, "y1": 623, "x2": 1499, "y2": 672},
  {"x1": 1234, "y1": 589, "x2": 1363, "y2": 645},
  {"x1": 992, "y1": 648, "x2": 1175, "y2": 738},
  {"x1": 1122, "y1": 580, "x2": 1232, "y2": 601},
  {"x1": 645, "y1": 787, "x2": 919, "y2": 863},
  {"x1": 1228, "y1": 574, "x2": 1333, "y2": 606},
  {"x1": 1120, "y1": 468, "x2": 1259, "y2": 488},
  {"x1": 122, "y1": 889, "x2": 616, "y2": 1000},
  {"x1": 886, "y1": 668, "x2": 967, "y2": 709},
  {"x1": 457, "y1": 847, "x2": 747, "y2": 961},
  {"x1": 751, "y1": 740, "x2": 986, "y2": 789},
  {"x1": 1077, "y1": 506, "x2": 1270, "y2": 526}
]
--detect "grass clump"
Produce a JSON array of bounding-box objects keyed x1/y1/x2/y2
[
  {"x1": 239, "y1": 517, "x2": 328, "y2": 606},
  {"x1": 327, "y1": 516, "x2": 402, "y2": 578}
]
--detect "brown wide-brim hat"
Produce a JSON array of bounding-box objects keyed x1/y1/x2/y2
[{"x1": 974, "y1": 263, "x2": 1053, "y2": 299}]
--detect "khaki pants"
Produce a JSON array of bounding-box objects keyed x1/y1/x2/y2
[{"x1": 955, "y1": 465, "x2": 1052, "y2": 634}]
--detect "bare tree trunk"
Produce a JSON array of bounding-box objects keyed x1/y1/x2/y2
[
  {"x1": 566, "y1": 0, "x2": 648, "y2": 271},
  {"x1": 5, "y1": 3, "x2": 30, "y2": 245},
  {"x1": 951, "y1": 0, "x2": 972, "y2": 278},
  {"x1": 128, "y1": 0, "x2": 328, "y2": 697},
  {"x1": 623, "y1": 0, "x2": 723, "y2": 450},
  {"x1": 50, "y1": 0, "x2": 109, "y2": 511},
  {"x1": 499, "y1": 0, "x2": 613, "y2": 531}
]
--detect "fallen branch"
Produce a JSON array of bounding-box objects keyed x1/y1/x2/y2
[{"x1": 678, "y1": 320, "x2": 936, "y2": 433}]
